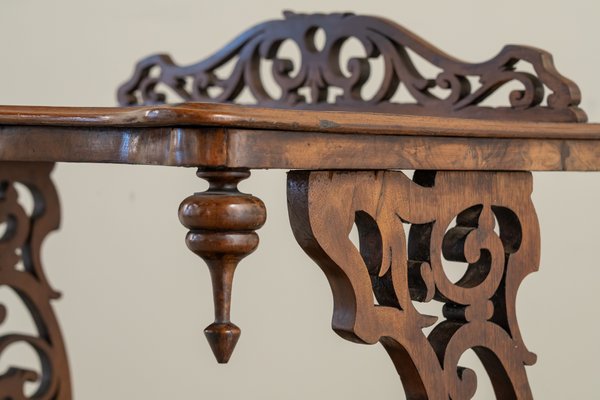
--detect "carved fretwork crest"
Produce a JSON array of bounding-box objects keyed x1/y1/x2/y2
[
  {"x1": 118, "y1": 12, "x2": 585, "y2": 122},
  {"x1": 287, "y1": 170, "x2": 540, "y2": 399}
]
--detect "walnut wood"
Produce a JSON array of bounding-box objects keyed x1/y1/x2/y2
[
  {"x1": 216, "y1": 129, "x2": 597, "y2": 171},
  {"x1": 4, "y1": 104, "x2": 600, "y2": 170},
  {"x1": 178, "y1": 169, "x2": 266, "y2": 363},
  {"x1": 287, "y1": 170, "x2": 539, "y2": 399},
  {"x1": 0, "y1": 162, "x2": 71, "y2": 399},
  {"x1": 117, "y1": 12, "x2": 585, "y2": 123},
  {"x1": 0, "y1": 103, "x2": 598, "y2": 138},
  {"x1": 0, "y1": 9, "x2": 595, "y2": 398}
]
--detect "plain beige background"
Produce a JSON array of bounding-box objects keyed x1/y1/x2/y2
[{"x1": 1, "y1": 0, "x2": 599, "y2": 398}]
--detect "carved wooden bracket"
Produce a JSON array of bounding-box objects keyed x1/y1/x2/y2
[
  {"x1": 287, "y1": 170, "x2": 540, "y2": 399},
  {"x1": 0, "y1": 162, "x2": 71, "y2": 399},
  {"x1": 118, "y1": 11, "x2": 585, "y2": 122},
  {"x1": 116, "y1": 11, "x2": 580, "y2": 374}
]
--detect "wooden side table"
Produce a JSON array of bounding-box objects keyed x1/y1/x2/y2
[{"x1": 1, "y1": 12, "x2": 597, "y2": 400}]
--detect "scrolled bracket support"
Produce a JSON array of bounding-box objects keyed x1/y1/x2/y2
[
  {"x1": 287, "y1": 169, "x2": 540, "y2": 399},
  {"x1": 0, "y1": 161, "x2": 71, "y2": 400}
]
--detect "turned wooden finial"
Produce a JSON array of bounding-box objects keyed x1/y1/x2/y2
[{"x1": 178, "y1": 168, "x2": 266, "y2": 363}]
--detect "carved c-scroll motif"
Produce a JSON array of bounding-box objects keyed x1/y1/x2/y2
[
  {"x1": 0, "y1": 162, "x2": 71, "y2": 400},
  {"x1": 118, "y1": 12, "x2": 585, "y2": 122},
  {"x1": 287, "y1": 170, "x2": 539, "y2": 399}
]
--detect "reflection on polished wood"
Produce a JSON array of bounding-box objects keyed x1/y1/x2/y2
[
  {"x1": 2, "y1": 103, "x2": 600, "y2": 170},
  {"x1": 178, "y1": 168, "x2": 266, "y2": 363},
  {"x1": 0, "y1": 10, "x2": 597, "y2": 399}
]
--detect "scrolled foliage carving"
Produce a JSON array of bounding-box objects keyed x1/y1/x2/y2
[
  {"x1": 118, "y1": 11, "x2": 585, "y2": 122},
  {"x1": 0, "y1": 162, "x2": 71, "y2": 400},
  {"x1": 287, "y1": 169, "x2": 539, "y2": 399}
]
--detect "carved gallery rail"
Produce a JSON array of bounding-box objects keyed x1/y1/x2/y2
[
  {"x1": 1, "y1": 10, "x2": 599, "y2": 400},
  {"x1": 1, "y1": 103, "x2": 600, "y2": 399}
]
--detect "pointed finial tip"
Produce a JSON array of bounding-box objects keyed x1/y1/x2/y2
[{"x1": 204, "y1": 322, "x2": 241, "y2": 363}]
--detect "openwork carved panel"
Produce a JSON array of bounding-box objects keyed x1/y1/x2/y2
[
  {"x1": 118, "y1": 12, "x2": 585, "y2": 122},
  {"x1": 0, "y1": 162, "x2": 70, "y2": 399},
  {"x1": 287, "y1": 170, "x2": 539, "y2": 399}
]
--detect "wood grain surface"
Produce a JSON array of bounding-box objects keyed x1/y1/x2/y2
[
  {"x1": 1, "y1": 102, "x2": 599, "y2": 139},
  {"x1": 2, "y1": 121, "x2": 600, "y2": 170},
  {"x1": 288, "y1": 169, "x2": 539, "y2": 399},
  {"x1": 0, "y1": 10, "x2": 596, "y2": 397}
]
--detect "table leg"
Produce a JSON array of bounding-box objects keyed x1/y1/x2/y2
[
  {"x1": 0, "y1": 162, "x2": 71, "y2": 399},
  {"x1": 178, "y1": 168, "x2": 266, "y2": 363},
  {"x1": 287, "y1": 170, "x2": 539, "y2": 400}
]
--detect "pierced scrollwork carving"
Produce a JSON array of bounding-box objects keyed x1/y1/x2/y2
[
  {"x1": 0, "y1": 162, "x2": 71, "y2": 400},
  {"x1": 118, "y1": 11, "x2": 585, "y2": 122},
  {"x1": 287, "y1": 170, "x2": 539, "y2": 399}
]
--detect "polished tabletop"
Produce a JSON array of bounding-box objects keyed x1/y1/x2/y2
[{"x1": 1, "y1": 102, "x2": 600, "y2": 170}]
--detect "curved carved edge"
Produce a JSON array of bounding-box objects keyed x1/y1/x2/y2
[
  {"x1": 118, "y1": 11, "x2": 585, "y2": 122},
  {"x1": 0, "y1": 162, "x2": 71, "y2": 400},
  {"x1": 287, "y1": 170, "x2": 539, "y2": 399}
]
